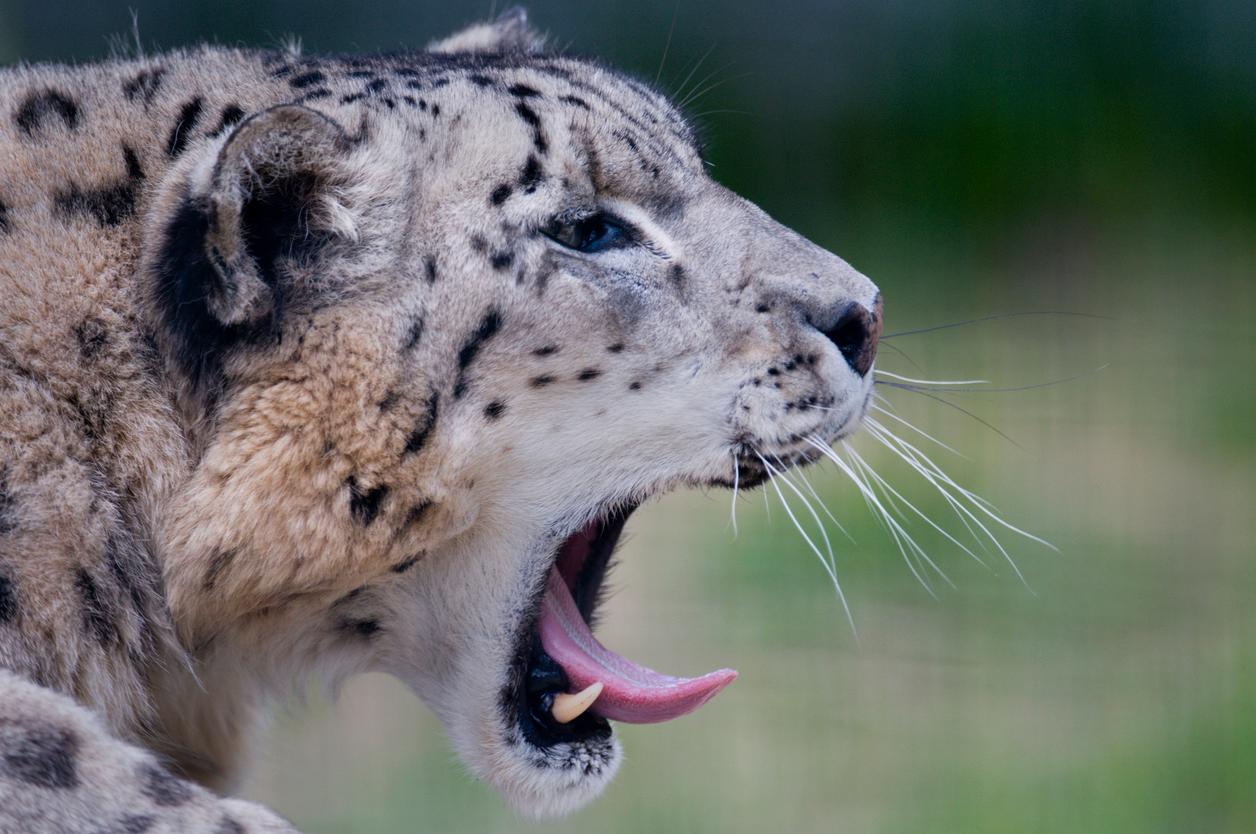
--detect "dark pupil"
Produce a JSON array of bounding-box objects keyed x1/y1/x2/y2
[{"x1": 574, "y1": 217, "x2": 606, "y2": 249}]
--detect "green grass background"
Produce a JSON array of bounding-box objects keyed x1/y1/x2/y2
[{"x1": 2, "y1": 1, "x2": 1252, "y2": 830}]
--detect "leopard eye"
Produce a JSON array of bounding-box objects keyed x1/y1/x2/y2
[{"x1": 543, "y1": 212, "x2": 629, "y2": 253}]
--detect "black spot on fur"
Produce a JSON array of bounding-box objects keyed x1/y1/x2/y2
[
  {"x1": 1, "y1": 725, "x2": 79, "y2": 789},
  {"x1": 140, "y1": 762, "x2": 193, "y2": 806},
  {"x1": 366, "y1": 78, "x2": 389, "y2": 95},
  {"x1": 0, "y1": 200, "x2": 11, "y2": 234},
  {"x1": 400, "y1": 501, "x2": 432, "y2": 532},
  {"x1": 669, "y1": 263, "x2": 685, "y2": 288},
  {"x1": 402, "y1": 314, "x2": 425, "y2": 350},
  {"x1": 123, "y1": 69, "x2": 165, "y2": 104},
  {"x1": 55, "y1": 145, "x2": 145, "y2": 228},
  {"x1": 629, "y1": 381, "x2": 642, "y2": 390},
  {"x1": 431, "y1": 103, "x2": 442, "y2": 117},
  {"x1": 490, "y1": 184, "x2": 512, "y2": 205},
  {"x1": 559, "y1": 94, "x2": 590, "y2": 109},
  {"x1": 378, "y1": 390, "x2": 400, "y2": 411},
  {"x1": 299, "y1": 88, "x2": 332, "y2": 102},
  {"x1": 483, "y1": 400, "x2": 507, "y2": 419},
  {"x1": 607, "y1": 342, "x2": 624, "y2": 353},
  {"x1": 756, "y1": 303, "x2": 770, "y2": 313},
  {"x1": 202, "y1": 548, "x2": 237, "y2": 591},
  {"x1": 509, "y1": 83, "x2": 542, "y2": 98},
  {"x1": 577, "y1": 368, "x2": 602, "y2": 381},
  {"x1": 14, "y1": 89, "x2": 80, "y2": 134},
  {"x1": 403, "y1": 391, "x2": 440, "y2": 456},
  {"x1": 166, "y1": 97, "x2": 204, "y2": 157},
  {"x1": 514, "y1": 101, "x2": 541, "y2": 127},
  {"x1": 0, "y1": 476, "x2": 16, "y2": 536},
  {"x1": 424, "y1": 255, "x2": 439, "y2": 283},
  {"x1": 469, "y1": 73, "x2": 494, "y2": 87},
  {"x1": 490, "y1": 250, "x2": 514, "y2": 271},
  {"x1": 289, "y1": 70, "x2": 326, "y2": 89},
  {"x1": 75, "y1": 568, "x2": 117, "y2": 646},
  {"x1": 75, "y1": 318, "x2": 109, "y2": 359},
  {"x1": 209, "y1": 104, "x2": 245, "y2": 137},
  {"x1": 529, "y1": 374, "x2": 555, "y2": 387},
  {"x1": 340, "y1": 618, "x2": 381, "y2": 639},
  {"x1": 518, "y1": 154, "x2": 543, "y2": 192},
  {"x1": 348, "y1": 478, "x2": 388, "y2": 526},
  {"x1": 392, "y1": 554, "x2": 421, "y2": 573},
  {"x1": 514, "y1": 102, "x2": 548, "y2": 153},
  {"x1": 532, "y1": 345, "x2": 559, "y2": 357},
  {"x1": 0, "y1": 571, "x2": 15, "y2": 623},
  {"x1": 452, "y1": 309, "x2": 502, "y2": 399}
]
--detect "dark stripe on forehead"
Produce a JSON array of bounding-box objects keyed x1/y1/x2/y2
[{"x1": 524, "y1": 64, "x2": 699, "y2": 168}]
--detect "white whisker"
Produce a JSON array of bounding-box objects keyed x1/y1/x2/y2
[
  {"x1": 755, "y1": 450, "x2": 857, "y2": 636},
  {"x1": 875, "y1": 370, "x2": 991, "y2": 386},
  {"x1": 773, "y1": 451, "x2": 854, "y2": 543},
  {"x1": 729, "y1": 451, "x2": 740, "y2": 538},
  {"x1": 861, "y1": 423, "x2": 1037, "y2": 589},
  {"x1": 868, "y1": 407, "x2": 966, "y2": 458},
  {"x1": 805, "y1": 436, "x2": 945, "y2": 595},
  {"x1": 844, "y1": 442, "x2": 988, "y2": 569},
  {"x1": 764, "y1": 453, "x2": 839, "y2": 582}
]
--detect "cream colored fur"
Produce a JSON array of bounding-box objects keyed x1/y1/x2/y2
[{"x1": 0, "y1": 9, "x2": 880, "y2": 829}]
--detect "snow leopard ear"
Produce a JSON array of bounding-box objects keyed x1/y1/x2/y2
[
  {"x1": 149, "y1": 104, "x2": 355, "y2": 387},
  {"x1": 428, "y1": 7, "x2": 546, "y2": 55}
]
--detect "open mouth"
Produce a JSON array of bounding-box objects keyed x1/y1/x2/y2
[{"x1": 508, "y1": 503, "x2": 738, "y2": 749}]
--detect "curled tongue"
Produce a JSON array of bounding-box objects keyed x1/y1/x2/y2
[{"x1": 538, "y1": 569, "x2": 737, "y2": 724}]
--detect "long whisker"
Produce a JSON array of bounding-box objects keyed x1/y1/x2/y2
[
  {"x1": 755, "y1": 451, "x2": 856, "y2": 635},
  {"x1": 654, "y1": 0, "x2": 680, "y2": 84},
  {"x1": 773, "y1": 451, "x2": 855, "y2": 543},
  {"x1": 805, "y1": 436, "x2": 945, "y2": 595},
  {"x1": 884, "y1": 311, "x2": 1113, "y2": 340},
  {"x1": 844, "y1": 441, "x2": 988, "y2": 569},
  {"x1": 670, "y1": 43, "x2": 716, "y2": 103},
  {"x1": 874, "y1": 383, "x2": 1022, "y2": 448},
  {"x1": 842, "y1": 444, "x2": 956, "y2": 587},
  {"x1": 875, "y1": 370, "x2": 991, "y2": 386},
  {"x1": 875, "y1": 340, "x2": 924, "y2": 371},
  {"x1": 879, "y1": 426, "x2": 1056, "y2": 551},
  {"x1": 765, "y1": 453, "x2": 839, "y2": 582},
  {"x1": 869, "y1": 405, "x2": 966, "y2": 458},
  {"x1": 876, "y1": 365, "x2": 1111, "y2": 395},
  {"x1": 729, "y1": 451, "x2": 740, "y2": 538}
]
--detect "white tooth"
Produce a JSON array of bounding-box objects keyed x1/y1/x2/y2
[{"x1": 551, "y1": 681, "x2": 604, "y2": 724}]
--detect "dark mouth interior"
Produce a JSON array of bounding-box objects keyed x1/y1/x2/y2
[{"x1": 510, "y1": 504, "x2": 635, "y2": 749}]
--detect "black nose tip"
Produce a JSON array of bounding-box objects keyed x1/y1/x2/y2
[{"x1": 824, "y1": 295, "x2": 883, "y2": 377}]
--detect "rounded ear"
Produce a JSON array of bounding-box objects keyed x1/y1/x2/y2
[
  {"x1": 427, "y1": 7, "x2": 546, "y2": 55},
  {"x1": 202, "y1": 104, "x2": 352, "y2": 326},
  {"x1": 148, "y1": 104, "x2": 354, "y2": 388}
]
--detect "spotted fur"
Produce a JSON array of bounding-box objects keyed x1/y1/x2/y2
[{"x1": 0, "y1": 8, "x2": 880, "y2": 830}]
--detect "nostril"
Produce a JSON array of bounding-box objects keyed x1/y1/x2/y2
[{"x1": 824, "y1": 295, "x2": 882, "y2": 377}]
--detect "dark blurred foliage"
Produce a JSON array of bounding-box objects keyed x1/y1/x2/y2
[{"x1": 2, "y1": 1, "x2": 1251, "y2": 253}]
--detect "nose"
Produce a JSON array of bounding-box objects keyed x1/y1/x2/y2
[{"x1": 823, "y1": 294, "x2": 883, "y2": 377}]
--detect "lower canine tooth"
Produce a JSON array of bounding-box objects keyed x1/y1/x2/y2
[{"x1": 551, "y1": 681, "x2": 604, "y2": 724}]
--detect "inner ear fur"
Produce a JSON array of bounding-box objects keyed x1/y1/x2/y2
[
  {"x1": 203, "y1": 104, "x2": 352, "y2": 326},
  {"x1": 149, "y1": 104, "x2": 354, "y2": 390}
]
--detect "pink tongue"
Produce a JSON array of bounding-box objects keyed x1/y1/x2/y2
[{"x1": 538, "y1": 569, "x2": 737, "y2": 724}]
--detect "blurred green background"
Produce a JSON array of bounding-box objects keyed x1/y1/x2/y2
[{"x1": 3, "y1": 1, "x2": 1253, "y2": 831}]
